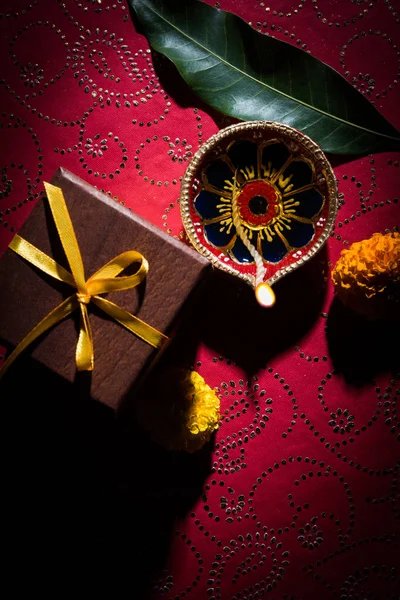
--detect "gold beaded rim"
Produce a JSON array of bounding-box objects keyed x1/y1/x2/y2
[{"x1": 179, "y1": 120, "x2": 338, "y2": 288}]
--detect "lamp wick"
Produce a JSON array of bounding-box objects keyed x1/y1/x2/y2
[{"x1": 231, "y1": 170, "x2": 276, "y2": 307}]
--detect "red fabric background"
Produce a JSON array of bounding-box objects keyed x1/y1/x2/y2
[{"x1": 0, "y1": 1, "x2": 399, "y2": 598}]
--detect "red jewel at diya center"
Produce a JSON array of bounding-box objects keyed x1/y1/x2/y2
[{"x1": 236, "y1": 180, "x2": 280, "y2": 228}]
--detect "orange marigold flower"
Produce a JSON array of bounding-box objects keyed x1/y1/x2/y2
[{"x1": 331, "y1": 232, "x2": 400, "y2": 318}]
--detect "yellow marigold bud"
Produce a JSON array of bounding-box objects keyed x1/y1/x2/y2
[
  {"x1": 331, "y1": 232, "x2": 400, "y2": 319},
  {"x1": 182, "y1": 370, "x2": 220, "y2": 439},
  {"x1": 136, "y1": 368, "x2": 220, "y2": 453}
]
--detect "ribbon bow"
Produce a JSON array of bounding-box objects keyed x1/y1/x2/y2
[{"x1": 0, "y1": 182, "x2": 167, "y2": 378}]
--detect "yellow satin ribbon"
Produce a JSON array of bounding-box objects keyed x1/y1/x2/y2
[{"x1": 0, "y1": 181, "x2": 168, "y2": 378}]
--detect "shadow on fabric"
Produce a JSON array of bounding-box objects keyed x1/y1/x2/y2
[
  {"x1": 190, "y1": 246, "x2": 328, "y2": 378},
  {"x1": 326, "y1": 297, "x2": 400, "y2": 386},
  {"x1": 0, "y1": 355, "x2": 213, "y2": 598},
  {"x1": 0, "y1": 245, "x2": 328, "y2": 595}
]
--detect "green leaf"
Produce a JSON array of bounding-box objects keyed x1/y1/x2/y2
[{"x1": 130, "y1": 0, "x2": 400, "y2": 155}]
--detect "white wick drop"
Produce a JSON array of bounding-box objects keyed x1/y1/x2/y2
[{"x1": 255, "y1": 282, "x2": 276, "y2": 307}]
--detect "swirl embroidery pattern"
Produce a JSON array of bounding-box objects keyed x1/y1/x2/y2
[{"x1": 0, "y1": 1, "x2": 399, "y2": 599}]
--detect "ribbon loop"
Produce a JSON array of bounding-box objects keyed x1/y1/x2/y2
[
  {"x1": 86, "y1": 251, "x2": 149, "y2": 297},
  {"x1": 0, "y1": 183, "x2": 168, "y2": 379}
]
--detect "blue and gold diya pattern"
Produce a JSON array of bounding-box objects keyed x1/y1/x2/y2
[
  {"x1": 194, "y1": 138, "x2": 325, "y2": 264},
  {"x1": 180, "y1": 121, "x2": 337, "y2": 287}
]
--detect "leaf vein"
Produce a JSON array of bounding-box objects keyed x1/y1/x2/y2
[{"x1": 139, "y1": 1, "x2": 400, "y2": 144}]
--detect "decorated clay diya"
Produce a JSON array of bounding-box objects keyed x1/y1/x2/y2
[{"x1": 180, "y1": 121, "x2": 338, "y2": 306}]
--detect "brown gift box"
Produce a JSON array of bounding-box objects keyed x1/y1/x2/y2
[{"x1": 0, "y1": 168, "x2": 210, "y2": 412}]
